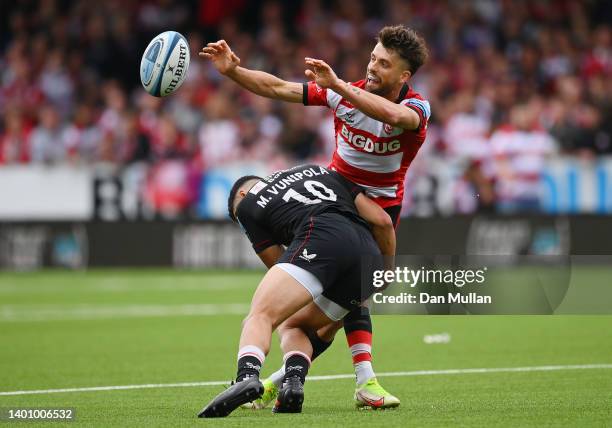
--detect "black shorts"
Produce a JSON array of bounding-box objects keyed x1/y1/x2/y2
[
  {"x1": 277, "y1": 212, "x2": 383, "y2": 319},
  {"x1": 384, "y1": 205, "x2": 401, "y2": 230}
]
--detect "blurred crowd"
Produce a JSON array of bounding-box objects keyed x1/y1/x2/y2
[{"x1": 1, "y1": 0, "x2": 611, "y2": 214}]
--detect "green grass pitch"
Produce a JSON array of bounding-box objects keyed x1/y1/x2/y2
[{"x1": 0, "y1": 269, "x2": 611, "y2": 427}]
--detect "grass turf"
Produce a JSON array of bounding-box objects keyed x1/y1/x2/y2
[{"x1": 0, "y1": 269, "x2": 611, "y2": 427}]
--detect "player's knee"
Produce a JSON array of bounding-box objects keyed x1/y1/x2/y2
[
  {"x1": 241, "y1": 314, "x2": 251, "y2": 329},
  {"x1": 243, "y1": 310, "x2": 271, "y2": 329},
  {"x1": 279, "y1": 326, "x2": 310, "y2": 348},
  {"x1": 279, "y1": 315, "x2": 310, "y2": 333},
  {"x1": 270, "y1": 315, "x2": 288, "y2": 331},
  {"x1": 277, "y1": 320, "x2": 292, "y2": 337},
  {"x1": 317, "y1": 320, "x2": 343, "y2": 341},
  {"x1": 245, "y1": 307, "x2": 284, "y2": 330}
]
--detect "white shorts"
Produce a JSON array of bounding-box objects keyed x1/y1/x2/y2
[{"x1": 276, "y1": 262, "x2": 349, "y2": 321}]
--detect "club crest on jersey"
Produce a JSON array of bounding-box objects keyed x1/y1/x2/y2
[
  {"x1": 383, "y1": 123, "x2": 394, "y2": 134},
  {"x1": 341, "y1": 125, "x2": 400, "y2": 154}
]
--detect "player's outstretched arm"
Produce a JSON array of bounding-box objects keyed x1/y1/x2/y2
[
  {"x1": 305, "y1": 57, "x2": 420, "y2": 129},
  {"x1": 200, "y1": 40, "x2": 303, "y2": 103},
  {"x1": 354, "y1": 194, "x2": 396, "y2": 258}
]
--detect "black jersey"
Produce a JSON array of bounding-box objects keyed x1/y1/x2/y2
[{"x1": 235, "y1": 164, "x2": 368, "y2": 253}]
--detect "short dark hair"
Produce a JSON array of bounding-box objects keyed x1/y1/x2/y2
[
  {"x1": 377, "y1": 25, "x2": 429, "y2": 74},
  {"x1": 227, "y1": 175, "x2": 262, "y2": 222}
]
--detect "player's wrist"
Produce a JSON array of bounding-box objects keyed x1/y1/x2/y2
[
  {"x1": 330, "y1": 78, "x2": 345, "y2": 92},
  {"x1": 223, "y1": 64, "x2": 240, "y2": 77}
]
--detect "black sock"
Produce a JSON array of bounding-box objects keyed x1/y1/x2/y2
[
  {"x1": 283, "y1": 353, "x2": 310, "y2": 385},
  {"x1": 307, "y1": 331, "x2": 333, "y2": 361},
  {"x1": 236, "y1": 355, "x2": 262, "y2": 382},
  {"x1": 343, "y1": 306, "x2": 373, "y2": 335}
]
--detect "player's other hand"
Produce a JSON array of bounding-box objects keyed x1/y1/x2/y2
[
  {"x1": 199, "y1": 40, "x2": 240, "y2": 75},
  {"x1": 305, "y1": 58, "x2": 340, "y2": 89}
]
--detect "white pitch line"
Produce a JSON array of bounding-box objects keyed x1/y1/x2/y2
[
  {"x1": 0, "y1": 278, "x2": 250, "y2": 294},
  {"x1": 0, "y1": 303, "x2": 251, "y2": 322},
  {"x1": 1, "y1": 364, "x2": 610, "y2": 397}
]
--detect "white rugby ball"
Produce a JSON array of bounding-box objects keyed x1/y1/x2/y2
[{"x1": 140, "y1": 31, "x2": 190, "y2": 97}]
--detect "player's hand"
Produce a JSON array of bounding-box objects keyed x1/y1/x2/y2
[
  {"x1": 305, "y1": 58, "x2": 341, "y2": 89},
  {"x1": 199, "y1": 40, "x2": 240, "y2": 75}
]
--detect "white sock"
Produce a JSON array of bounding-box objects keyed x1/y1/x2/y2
[
  {"x1": 237, "y1": 345, "x2": 266, "y2": 364},
  {"x1": 269, "y1": 365, "x2": 285, "y2": 388},
  {"x1": 355, "y1": 361, "x2": 375, "y2": 386}
]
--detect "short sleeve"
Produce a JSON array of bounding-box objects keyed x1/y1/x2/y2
[
  {"x1": 401, "y1": 97, "x2": 431, "y2": 131},
  {"x1": 302, "y1": 82, "x2": 342, "y2": 110},
  {"x1": 331, "y1": 171, "x2": 365, "y2": 200},
  {"x1": 236, "y1": 202, "x2": 276, "y2": 253}
]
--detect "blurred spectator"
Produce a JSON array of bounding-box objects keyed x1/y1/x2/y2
[
  {"x1": 144, "y1": 159, "x2": 194, "y2": 219},
  {"x1": 64, "y1": 104, "x2": 102, "y2": 163},
  {"x1": 198, "y1": 92, "x2": 240, "y2": 168},
  {"x1": 0, "y1": 110, "x2": 31, "y2": 165},
  {"x1": 1, "y1": 53, "x2": 44, "y2": 119},
  {"x1": 152, "y1": 114, "x2": 190, "y2": 160},
  {"x1": 490, "y1": 103, "x2": 557, "y2": 213},
  {"x1": 29, "y1": 106, "x2": 72, "y2": 165},
  {"x1": 549, "y1": 76, "x2": 609, "y2": 155},
  {"x1": 277, "y1": 103, "x2": 319, "y2": 160},
  {"x1": 98, "y1": 81, "x2": 128, "y2": 138},
  {"x1": 442, "y1": 91, "x2": 495, "y2": 213},
  {"x1": 39, "y1": 49, "x2": 74, "y2": 117},
  {"x1": 118, "y1": 111, "x2": 152, "y2": 164}
]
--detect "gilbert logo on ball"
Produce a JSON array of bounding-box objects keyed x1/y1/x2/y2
[{"x1": 140, "y1": 31, "x2": 190, "y2": 97}]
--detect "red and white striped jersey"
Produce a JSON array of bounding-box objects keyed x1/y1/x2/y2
[
  {"x1": 490, "y1": 125, "x2": 557, "y2": 202},
  {"x1": 303, "y1": 79, "x2": 430, "y2": 208}
]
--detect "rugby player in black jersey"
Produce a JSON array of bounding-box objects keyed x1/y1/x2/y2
[{"x1": 198, "y1": 164, "x2": 395, "y2": 418}]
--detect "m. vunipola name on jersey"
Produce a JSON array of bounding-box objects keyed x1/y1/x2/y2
[{"x1": 249, "y1": 166, "x2": 330, "y2": 208}]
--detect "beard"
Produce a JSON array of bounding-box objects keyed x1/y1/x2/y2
[{"x1": 365, "y1": 76, "x2": 393, "y2": 97}]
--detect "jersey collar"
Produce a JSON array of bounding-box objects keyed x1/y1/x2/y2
[{"x1": 395, "y1": 83, "x2": 409, "y2": 103}]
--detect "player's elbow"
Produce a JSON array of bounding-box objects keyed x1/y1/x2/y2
[
  {"x1": 384, "y1": 104, "x2": 410, "y2": 127},
  {"x1": 394, "y1": 109, "x2": 421, "y2": 130},
  {"x1": 386, "y1": 110, "x2": 403, "y2": 127},
  {"x1": 372, "y1": 210, "x2": 394, "y2": 230}
]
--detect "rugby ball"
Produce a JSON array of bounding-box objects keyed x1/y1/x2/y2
[{"x1": 140, "y1": 31, "x2": 190, "y2": 97}]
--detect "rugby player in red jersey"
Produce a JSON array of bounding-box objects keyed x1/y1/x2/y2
[{"x1": 200, "y1": 24, "x2": 430, "y2": 409}]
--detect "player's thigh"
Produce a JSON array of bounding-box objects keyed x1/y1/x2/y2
[
  {"x1": 281, "y1": 302, "x2": 338, "y2": 332},
  {"x1": 248, "y1": 265, "x2": 314, "y2": 329},
  {"x1": 316, "y1": 320, "x2": 344, "y2": 342}
]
